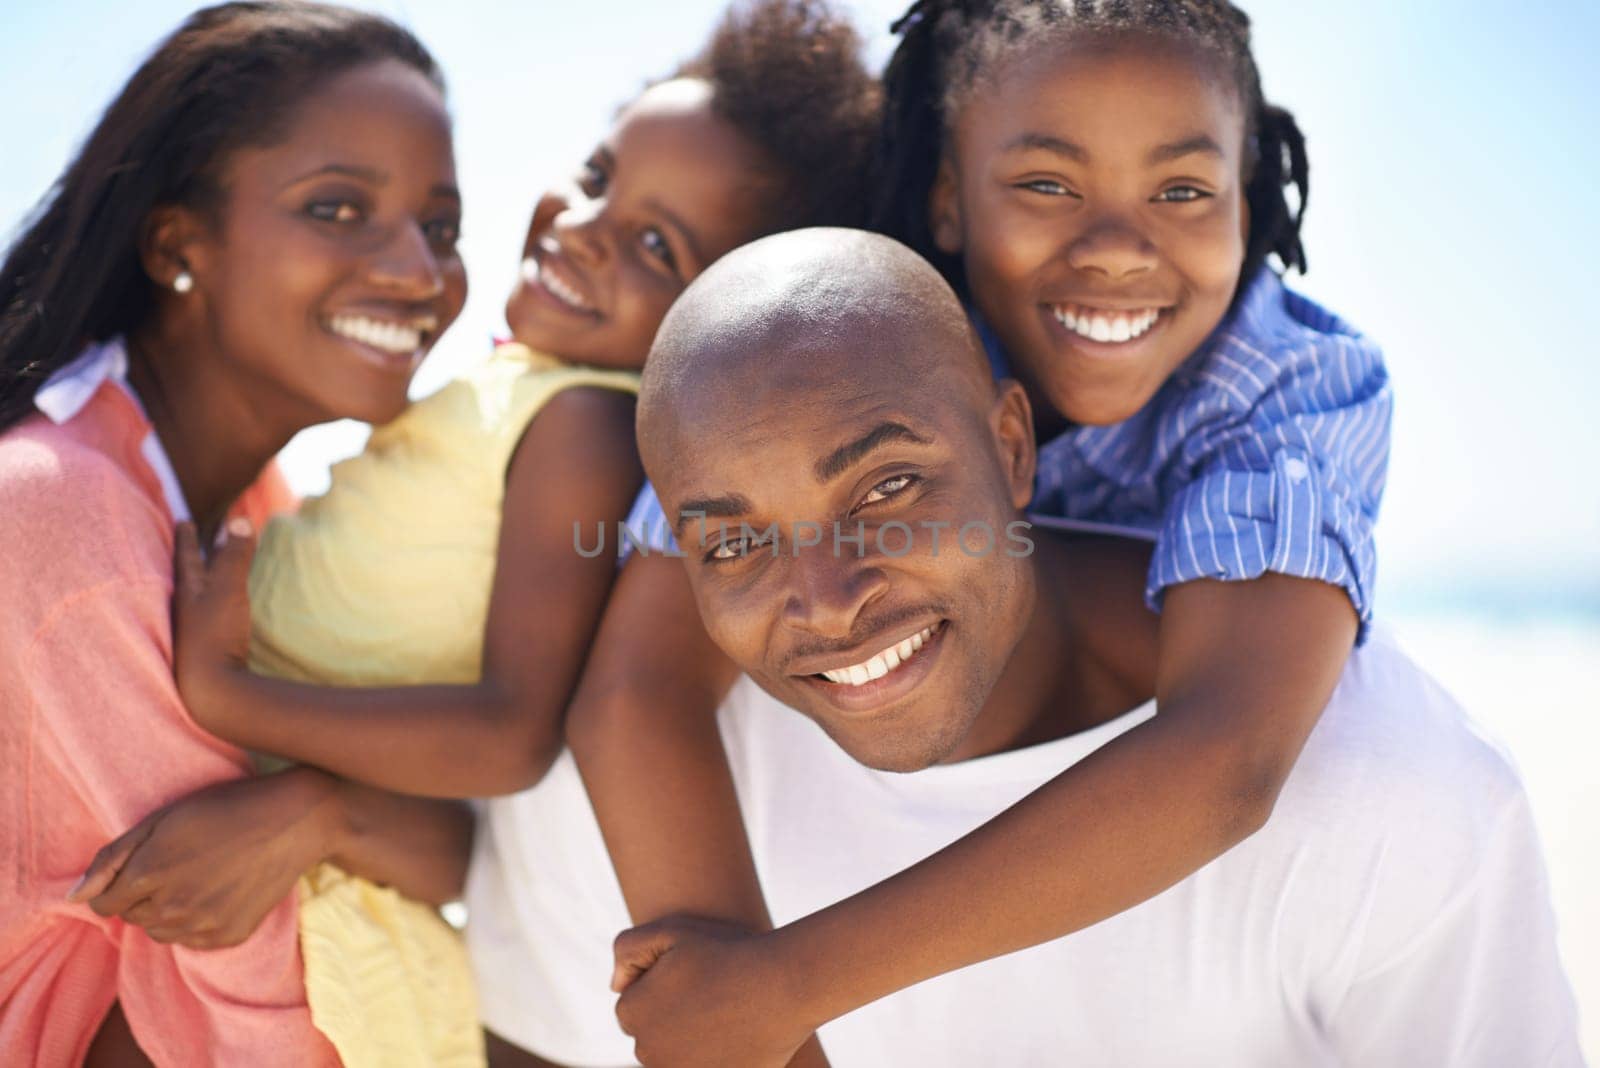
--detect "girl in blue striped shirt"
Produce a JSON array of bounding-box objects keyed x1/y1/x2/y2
[{"x1": 577, "y1": 1, "x2": 1393, "y2": 1060}]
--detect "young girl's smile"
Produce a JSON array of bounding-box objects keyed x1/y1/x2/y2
[
  {"x1": 932, "y1": 36, "x2": 1250, "y2": 431},
  {"x1": 505, "y1": 77, "x2": 772, "y2": 370}
]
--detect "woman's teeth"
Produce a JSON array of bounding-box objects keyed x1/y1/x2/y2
[
  {"x1": 820, "y1": 624, "x2": 938, "y2": 687},
  {"x1": 1052, "y1": 304, "x2": 1162, "y2": 343},
  {"x1": 529, "y1": 257, "x2": 595, "y2": 313},
  {"x1": 329, "y1": 315, "x2": 431, "y2": 355}
]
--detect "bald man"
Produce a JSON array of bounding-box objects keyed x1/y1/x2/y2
[{"x1": 468, "y1": 231, "x2": 1581, "y2": 1068}]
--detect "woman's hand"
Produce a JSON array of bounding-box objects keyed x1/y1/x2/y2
[
  {"x1": 68, "y1": 767, "x2": 339, "y2": 949},
  {"x1": 171, "y1": 519, "x2": 257, "y2": 738},
  {"x1": 612, "y1": 916, "x2": 815, "y2": 1068}
]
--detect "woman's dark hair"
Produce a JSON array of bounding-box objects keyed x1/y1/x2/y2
[
  {"x1": 874, "y1": 0, "x2": 1308, "y2": 294},
  {"x1": 671, "y1": 0, "x2": 883, "y2": 234},
  {"x1": 0, "y1": 1, "x2": 444, "y2": 431}
]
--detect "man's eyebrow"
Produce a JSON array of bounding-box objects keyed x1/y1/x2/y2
[
  {"x1": 1146, "y1": 134, "x2": 1226, "y2": 166},
  {"x1": 815, "y1": 422, "x2": 933, "y2": 483},
  {"x1": 1002, "y1": 132, "x2": 1088, "y2": 163},
  {"x1": 674, "y1": 494, "x2": 754, "y2": 534}
]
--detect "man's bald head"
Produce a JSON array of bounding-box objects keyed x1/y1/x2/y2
[{"x1": 638, "y1": 229, "x2": 995, "y2": 478}]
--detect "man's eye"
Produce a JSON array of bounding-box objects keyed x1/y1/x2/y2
[
  {"x1": 860, "y1": 474, "x2": 918, "y2": 507},
  {"x1": 640, "y1": 228, "x2": 678, "y2": 271},
  {"x1": 1155, "y1": 185, "x2": 1210, "y2": 203},
  {"x1": 307, "y1": 200, "x2": 364, "y2": 223},
  {"x1": 707, "y1": 527, "x2": 775, "y2": 561}
]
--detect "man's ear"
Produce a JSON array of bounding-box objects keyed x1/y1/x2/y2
[
  {"x1": 138, "y1": 205, "x2": 210, "y2": 294},
  {"x1": 928, "y1": 156, "x2": 964, "y2": 256},
  {"x1": 990, "y1": 379, "x2": 1037, "y2": 511}
]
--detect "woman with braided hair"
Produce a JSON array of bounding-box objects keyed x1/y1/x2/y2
[{"x1": 590, "y1": 2, "x2": 1399, "y2": 1064}]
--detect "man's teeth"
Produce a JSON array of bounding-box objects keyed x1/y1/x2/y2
[
  {"x1": 329, "y1": 315, "x2": 430, "y2": 355},
  {"x1": 1052, "y1": 304, "x2": 1162, "y2": 343},
  {"x1": 533, "y1": 258, "x2": 595, "y2": 312},
  {"x1": 820, "y1": 625, "x2": 938, "y2": 687}
]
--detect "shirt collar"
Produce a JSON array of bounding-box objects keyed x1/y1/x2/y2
[{"x1": 34, "y1": 338, "x2": 193, "y2": 523}]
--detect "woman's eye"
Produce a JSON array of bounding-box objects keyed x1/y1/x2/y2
[
  {"x1": 859, "y1": 474, "x2": 917, "y2": 508},
  {"x1": 424, "y1": 217, "x2": 462, "y2": 248},
  {"x1": 307, "y1": 199, "x2": 364, "y2": 224},
  {"x1": 640, "y1": 228, "x2": 678, "y2": 271},
  {"x1": 1155, "y1": 185, "x2": 1211, "y2": 203}
]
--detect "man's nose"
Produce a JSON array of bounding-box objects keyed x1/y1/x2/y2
[
  {"x1": 781, "y1": 540, "x2": 890, "y2": 641},
  {"x1": 1065, "y1": 216, "x2": 1158, "y2": 280},
  {"x1": 368, "y1": 220, "x2": 446, "y2": 299}
]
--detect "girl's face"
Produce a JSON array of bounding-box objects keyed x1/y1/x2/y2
[
  {"x1": 932, "y1": 35, "x2": 1249, "y2": 431},
  {"x1": 172, "y1": 59, "x2": 467, "y2": 427},
  {"x1": 506, "y1": 78, "x2": 772, "y2": 370}
]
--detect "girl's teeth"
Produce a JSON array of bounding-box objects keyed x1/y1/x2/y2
[
  {"x1": 1052, "y1": 305, "x2": 1162, "y2": 344},
  {"x1": 537, "y1": 260, "x2": 594, "y2": 312},
  {"x1": 820, "y1": 625, "x2": 938, "y2": 687},
  {"x1": 328, "y1": 315, "x2": 427, "y2": 355}
]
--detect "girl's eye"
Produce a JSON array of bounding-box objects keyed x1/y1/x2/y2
[
  {"x1": 1155, "y1": 185, "x2": 1211, "y2": 203},
  {"x1": 640, "y1": 228, "x2": 678, "y2": 272},
  {"x1": 859, "y1": 473, "x2": 918, "y2": 508},
  {"x1": 1017, "y1": 178, "x2": 1078, "y2": 198},
  {"x1": 307, "y1": 199, "x2": 364, "y2": 224},
  {"x1": 579, "y1": 160, "x2": 608, "y2": 195},
  {"x1": 423, "y1": 216, "x2": 462, "y2": 249}
]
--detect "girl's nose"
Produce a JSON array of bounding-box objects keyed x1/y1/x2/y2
[
  {"x1": 1065, "y1": 219, "x2": 1158, "y2": 280},
  {"x1": 370, "y1": 220, "x2": 446, "y2": 298},
  {"x1": 551, "y1": 197, "x2": 612, "y2": 268}
]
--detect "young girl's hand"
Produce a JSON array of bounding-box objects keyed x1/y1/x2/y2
[
  {"x1": 172, "y1": 519, "x2": 256, "y2": 737},
  {"x1": 613, "y1": 915, "x2": 814, "y2": 1068},
  {"x1": 66, "y1": 767, "x2": 338, "y2": 949}
]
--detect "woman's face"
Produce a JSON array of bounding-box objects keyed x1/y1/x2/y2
[
  {"x1": 504, "y1": 78, "x2": 772, "y2": 371},
  {"x1": 175, "y1": 59, "x2": 467, "y2": 427}
]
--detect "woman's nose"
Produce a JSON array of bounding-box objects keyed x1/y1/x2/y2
[{"x1": 369, "y1": 220, "x2": 446, "y2": 299}]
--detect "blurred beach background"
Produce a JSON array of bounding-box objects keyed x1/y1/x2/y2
[{"x1": 4, "y1": 0, "x2": 1595, "y2": 1057}]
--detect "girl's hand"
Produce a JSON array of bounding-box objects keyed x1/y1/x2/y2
[
  {"x1": 67, "y1": 768, "x2": 339, "y2": 949},
  {"x1": 172, "y1": 519, "x2": 256, "y2": 737},
  {"x1": 612, "y1": 916, "x2": 814, "y2": 1068}
]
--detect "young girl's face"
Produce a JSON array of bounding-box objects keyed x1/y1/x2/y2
[
  {"x1": 932, "y1": 35, "x2": 1249, "y2": 431},
  {"x1": 506, "y1": 78, "x2": 772, "y2": 370},
  {"x1": 176, "y1": 59, "x2": 466, "y2": 428}
]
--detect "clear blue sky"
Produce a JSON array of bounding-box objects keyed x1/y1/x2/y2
[{"x1": 5, "y1": 0, "x2": 1597, "y2": 612}]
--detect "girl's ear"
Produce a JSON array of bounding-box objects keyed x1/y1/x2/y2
[
  {"x1": 138, "y1": 206, "x2": 209, "y2": 293},
  {"x1": 929, "y1": 156, "x2": 964, "y2": 255},
  {"x1": 990, "y1": 379, "x2": 1037, "y2": 511}
]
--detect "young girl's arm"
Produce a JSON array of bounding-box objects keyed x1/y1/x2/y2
[
  {"x1": 609, "y1": 572, "x2": 1356, "y2": 1067},
  {"x1": 175, "y1": 386, "x2": 642, "y2": 798},
  {"x1": 565, "y1": 550, "x2": 834, "y2": 1068}
]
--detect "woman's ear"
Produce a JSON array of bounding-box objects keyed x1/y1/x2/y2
[
  {"x1": 138, "y1": 205, "x2": 208, "y2": 294},
  {"x1": 929, "y1": 156, "x2": 964, "y2": 256},
  {"x1": 990, "y1": 379, "x2": 1037, "y2": 511}
]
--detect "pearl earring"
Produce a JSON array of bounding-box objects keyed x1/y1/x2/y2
[{"x1": 172, "y1": 271, "x2": 194, "y2": 294}]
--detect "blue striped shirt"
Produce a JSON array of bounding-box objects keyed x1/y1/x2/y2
[
  {"x1": 627, "y1": 268, "x2": 1390, "y2": 631},
  {"x1": 996, "y1": 268, "x2": 1391, "y2": 630}
]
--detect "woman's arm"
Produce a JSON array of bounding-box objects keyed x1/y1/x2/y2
[
  {"x1": 72, "y1": 765, "x2": 474, "y2": 947},
  {"x1": 175, "y1": 386, "x2": 642, "y2": 798},
  {"x1": 610, "y1": 573, "x2": 1357, "y2": 1066}
]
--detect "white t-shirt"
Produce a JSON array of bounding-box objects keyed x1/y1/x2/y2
[{"x1": 465, "y1": 632, "x2": 1583, "y2": 1067}]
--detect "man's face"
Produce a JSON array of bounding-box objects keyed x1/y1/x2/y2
[{"x1": 653, "y1": 319, "x2": 1038, "y2": 772}]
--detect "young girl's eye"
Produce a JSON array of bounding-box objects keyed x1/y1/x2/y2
[
  {"x1": 858, "y1": 473, "x2": 919, "y2": 508},
  {"x1": 1154, "y1": 185, "x2": 1211, "y2": 203},
  {"x1": 306, "y1": 199, "x2": 365, "y2": 224},
  {"x1": 1017, "y1": 178, "x2": 1078, "y2": 198},
  {"x1": 578, "y1": 159, "x2": 608, "y2": 195},
  {"x1": 640, "y1": 228, "x2": 678, "y2": 273}
]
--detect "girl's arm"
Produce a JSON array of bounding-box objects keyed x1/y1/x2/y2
[
  {"x1": 176, "y1": 386, "x2": 643, "y2": 798},
  {"x1": 565, "y1": 551, "x2": 834, "y2": 1068},
  {"x1": 611, "y1": 572, "x2": 1356, "y2": 1067}
]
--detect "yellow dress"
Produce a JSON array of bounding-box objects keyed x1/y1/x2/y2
[{"x1": 248, "y1": 344, "x2": 640, "y2": 1068}]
